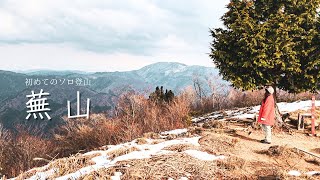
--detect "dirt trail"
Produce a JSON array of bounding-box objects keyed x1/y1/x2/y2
[{"x1": 226, "y1": 128, "x2": 320, "y2": 173}]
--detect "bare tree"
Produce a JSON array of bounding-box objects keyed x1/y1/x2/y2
[{"x1": 192, "y1": 74, "x2": 206, "y2": 105}]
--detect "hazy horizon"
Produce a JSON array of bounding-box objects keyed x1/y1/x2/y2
[{"x1": 4, "y1": 61, "x2": 216, "y2": 74}]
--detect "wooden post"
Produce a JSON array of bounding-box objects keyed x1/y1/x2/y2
[
  {"x1": 298, "y1": 113, "x2": 303, "y2": 130},
  {"x1": 311, "y1": 96, "x2": 316, "y2": 136}
]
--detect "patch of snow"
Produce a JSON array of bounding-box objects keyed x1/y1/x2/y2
[
  {"x1": 191, "y1": 118, "x2": 200, "y2": 123},
  {"x1": 231, "y1": 100, "x2": 320, "y2": 120},
  {"x1": 164, "y1": 68, "x2": 185, "y2": 75},
  {"x1": 55, "y1": 165, "x2": 104, "y2": 180},
  {"x1": 145, "y1": 138, "x2": 154, "y2": 144},
  {"x1": 25, "y1": 169, "x2": 56, "y2": 180},
  {"x1": 278, "y1": 100, "x2": 320, "y2": 113},
  {"x1": 35, "y1": 136, "x2": 201, "y2": 180},
  {"x1": 305, "y1": 171, "x2": 320, "y2": 176},
  {"x1": 83, "y1": 150, "x2": 104, "y2": 156},
  {"x1": 111, "y1": 172, "x2": 122, "y2": 180},
  {"x1": 92, "y1": 155, "x2": 111, "y2": 166},
  {"x1": 161, "y1": 128, "x2": 188, "y2": 135},
  {"x1": 183, "y1": 150, "x2": 225, "y2": 161},
  {"x1": 159, "y1": 135, "x2": 167, "y2": 138},
  {"x1": 113, "y1": 137, "x2": 201, "y2": 162},
  {"x1": 192, "y1": 117, "x2": 206, "y2": 123},
  {"x1": 288, "y1": 170, "x2": 301, "y2": 176},
  {"x1": 233, "y1": 113, "x2": 255, "y2": 119},
  {"x1": 224, "y1": 110, "x2": 234, "y2": 115}
]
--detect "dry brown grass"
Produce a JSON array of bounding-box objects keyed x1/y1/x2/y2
[
  {"x1": 143, "y1": 132, "x2": 161, "y2": 139},
  {"x1": 0, "y1": 126, "x2": 53, "y2": 178},
  {"x1": 265, "y1": 146, "x2": 304, "y2": 158},
  {"x1": 253, "y1": 167, "x2": 288, "y2": 180},
  {"x1": 80, "y1": 153, "x2": 269, "y2": 179},
  {"x1": 187, "y1": 126, "x2": 204, "y2": 135},
  {"x1": 114, "y1": 153, "x2": 217, "y2": 179},
  {"x1": 311, "y1": 148, "x2": 320, "y2": 154},
  {"x1": 150, "y1": 139, "x2": 166, "y2": 145},
  {"x1": 53, "y1": 118, "x2": 123, "y2": 157},
  {"x1": 256, "y1": 145, "x2": 312, "y2": 172},
  {"x1": 277, "y1": 91, "x2": 316, "y2": 103},
  {"x1": 228, "y1": 89, "x2": 265, "y2": 108},
  {"x1": 198, "y1": 132, "x2": 239, "y2": 155},
  {"x1": 1, "y1": 91, "x2": 191, "y2": 178},
  {"x1": 163, "y1": 144, "x2": 198, "y2": 152},
  {"x1": 77, "y1": 154, "x2": 289, "y2": 180},
  {"x1": 164, "y1": 134, "x2": 178, "y2": 140},
  {"x1": 4, "y1": 88, "x2": 319, "y2": 179},
  {"x1": 107, "y1": 146, "x2": 140, "y2": 159},
  {"x1": 214, "y1": 156, "x2": 260, "y2": 179},
  {"x1": 13, "y1": 125, "x2": 320, "y2": 180},
  {"x1": 53, "y1": 91, "x2": 190, "y2": 158},
  {"x1": 202, "y1": 120, "x2": 227, "y2": 129},
  {"x1": 135, "y1": 138, "x2": 148, "y2": 145},
  {"x1": 79, "y1": 168, "x2": 114, "y2": 180},
  {"x1": 47, "y1": 154, "x2": 96, "y2": 178}
]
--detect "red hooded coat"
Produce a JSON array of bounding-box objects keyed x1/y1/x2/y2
[{"x1": 258, "y1": 95, "x2": 275, "y2": 126}]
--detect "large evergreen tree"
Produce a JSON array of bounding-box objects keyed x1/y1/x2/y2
[{"x1": 210, "y1": 0, "x2": 320, "y2": 95}]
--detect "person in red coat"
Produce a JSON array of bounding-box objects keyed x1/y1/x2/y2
[{"x1": 258, "y1": 86, "x2": 275, "y2": 144}]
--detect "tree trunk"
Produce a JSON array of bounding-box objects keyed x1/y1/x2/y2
[{"x1": 273, "y1": 85, "x2": 283, "y2": 127}]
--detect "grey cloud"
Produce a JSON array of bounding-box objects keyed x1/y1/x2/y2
[{"x1": 0, "y1": 0, "x2": 229, "y2": 55}]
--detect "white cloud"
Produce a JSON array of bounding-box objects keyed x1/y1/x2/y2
[
  {"x1": 0, "y1": 43, "x2": 159, "y2": 72},
  {"x1": 157, "y1": 34, "x2": 191, "y2": 52},
  {"x1": 0, "y1": 0, "x2": 229, "y2": 71}
]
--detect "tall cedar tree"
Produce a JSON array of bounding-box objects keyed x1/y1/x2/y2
[
  {"x1": 210, "y1": 0, "x2": 320, "y2": 96},
  {"x1": 149, "y1": 86, "x2": 175, "y2": 103}
]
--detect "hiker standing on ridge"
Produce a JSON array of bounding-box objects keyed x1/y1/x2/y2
[{"x1": 258, "y1": 86, "x2": 275, "y2": 144}]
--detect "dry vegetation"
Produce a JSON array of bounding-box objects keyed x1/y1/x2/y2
[
  {"x1": 78, "y1": 127, "x2": 320, "y2": 180},
  {"x1": 0, "y1": 88, "x2": 319, "y2": 179},
  {"x1": 8, "y1": 122, "x2": 320, "y2": 180},
  {"x1": 85, "y1": 153, "x2": 218, "y2": 180},
  {"x1": 0, "y1": 126, "x2": 53, "y2": 178},
  {"x1": 198, "y1": 132, "x2": 239, "y2": 155},
  {"x1": 0, "y1": 91, "x2": 190, "y2": 178},
  {"x1": 107, "y1": 146, "x2": 140, "y2": 160},
  {"x1": 42, "y1": 154, "x2": 97, "y2": 179}
]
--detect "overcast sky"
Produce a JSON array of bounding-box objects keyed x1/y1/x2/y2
[{"x1": 0, "y1": 0, "x2": 229, "y2": 72}]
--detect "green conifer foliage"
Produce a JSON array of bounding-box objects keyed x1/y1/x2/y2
[{"x1": 210, "y1": 0, "x2": 320, "y2": 93}]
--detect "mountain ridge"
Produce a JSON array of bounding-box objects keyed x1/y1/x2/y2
[{"x1": 0, "y1": 62, "x2": 225, "y2": 132}]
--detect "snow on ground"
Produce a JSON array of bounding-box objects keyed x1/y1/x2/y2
[
  {"x1": 161, "y1": 128, "x2": 188, "y2": 135},
  {"x1": 183, "y1": 150, "x2": 225, "y2": 161},
  {"x1": 232, "y1": 100, "x2": 320, "y2": 120},
  {"x1": 288, "y1": 170, "x2": 301, "y2": 176},
  {"x1": 14, "y1": 135, "x2": 223, "y2": 180},
  {"x1": 278, "y1": 100, "x2": 320, "y2": 113},
  {"x1": 288, "y1": 170, "x2": 320, "y2": 177},
  {"x1": 23, "y1": 169, "x2": 56, "y2": 180},
  {"x1": 8, "y1": 100, "x2": 320, "y2": 180},
  {"x1": 110, "y1": 172, "x2": 122, "y2": 180},
  {"x1": 192, "y1": 100, "x2": 320, "y2": 122},
  {"x1": 305, "y1": 171, "x2": 320, "y2": 176}
]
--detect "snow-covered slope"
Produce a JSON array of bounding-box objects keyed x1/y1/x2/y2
[
  {"x1": 135, "y1": 62, "x2": 224, "y2": 93},
  {"x1": 193, "y1": 100, "x2": 320, "y2": 123}
]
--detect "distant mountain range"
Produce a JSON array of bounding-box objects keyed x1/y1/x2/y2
[{"x1": 0, "y1": 62, "x2": 226, "y2": 133}]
